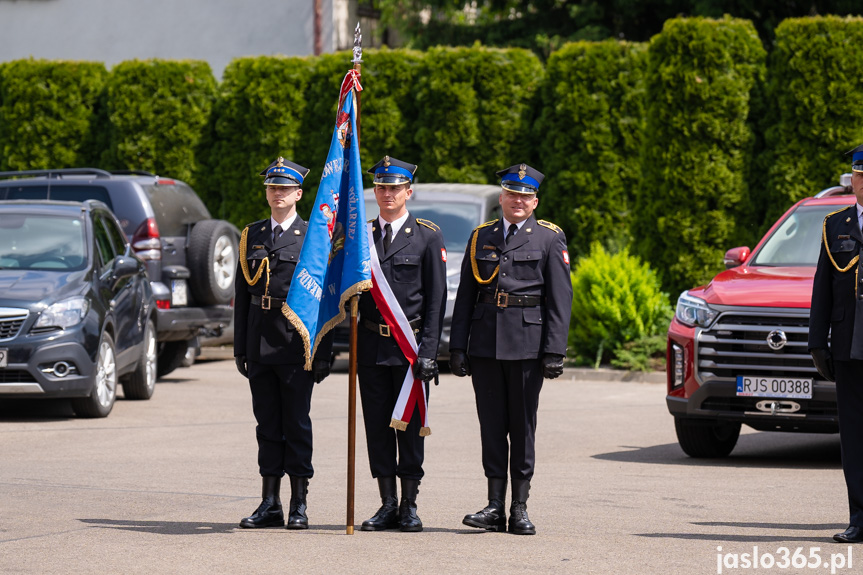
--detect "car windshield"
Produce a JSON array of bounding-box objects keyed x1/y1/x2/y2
[
  {"x1": 0, "y1": 213, "x2": 87, "y2": 270},
  {"x1": 365, "y1": 200, "x2": 482, "y2": 253},
  {"x1": 751, "y1": 204, "x2": 846, "y2": 266}
]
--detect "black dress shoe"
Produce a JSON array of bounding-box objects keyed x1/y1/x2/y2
[
  {"x1": 462, "y1": 502, "x2": 506, "y2": 532},
  {"x1": 833, "y1": 526, "x2": 863, "y2": 543}
]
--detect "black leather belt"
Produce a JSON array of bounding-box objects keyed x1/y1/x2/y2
[
  {"x1": 362, "y1": 317, "x2": 422, "y2": 337},
  {"x1": 251, "y1": 295, "x2": 286, "y2": 310},
  {"x1": 478, "y1": 292, "x2": 543, "y2": 308}
]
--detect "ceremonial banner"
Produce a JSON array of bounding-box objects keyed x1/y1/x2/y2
[{"x1": 283, "y1": 70, "x2": 371, "y2": 369}]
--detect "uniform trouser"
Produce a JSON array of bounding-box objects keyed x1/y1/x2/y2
[
  {"x1": 358, "y1": 363, "x2": 427, "y2": 480},
  {"x1": 834, "y1": 360, "x2": 863, "y2": 526},
  {"x1": 248, "y1": 361, "x2": 315, "y2": 478},
  {"x1": 470, "y1": 356, "x2": 543, "y2": 481}
]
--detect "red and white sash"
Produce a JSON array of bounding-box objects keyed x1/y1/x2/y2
[{"x1": 366, "y1": 223, "x2": 430, "y2": 436}]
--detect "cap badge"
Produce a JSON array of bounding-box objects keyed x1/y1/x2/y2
[
  {"x1": 276, "y1": 156, "x2": 285, "y2": 168},
  {"x1": 518, "y1": 164, "x2": 527, "y2": 180},
  {"x1": 384, "y1": 156, "x2": 391, "y2": 168}
]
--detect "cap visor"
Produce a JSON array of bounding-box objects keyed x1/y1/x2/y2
[
  {"x1": 501, "y1": 183, "x2": 537, "y2": 194},
  {"x1": 374, "y1": 175, "x2": 411, "y2": 185},
  {"x1": 264, "y1": 176, "x2": 301, "y2": 186}
]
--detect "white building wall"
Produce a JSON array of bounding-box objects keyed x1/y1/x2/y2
[{"x1": 0, "y1": 0, "x2": 346, "y2": 78}]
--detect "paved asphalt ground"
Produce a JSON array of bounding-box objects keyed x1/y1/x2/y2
[{"x1": 0, "y1": 356, "x2": 856, "y2": 575}]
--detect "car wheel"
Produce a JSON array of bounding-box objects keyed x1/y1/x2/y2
[
  {"x1": 674, "y1": 417, "x2": 741, "y2": 458},
  {"x1": 157, "y1": 339, "x2": 190, "y2": 379},
  {"x1": 122, "y1": 319, "x2": 157, "y2": 399},
  {"x1": 71, "y1": 333, "x2": 118, "y2": 418},
  {"x1": 187, "y1": 219, "x2": 237, "y2": 306}
]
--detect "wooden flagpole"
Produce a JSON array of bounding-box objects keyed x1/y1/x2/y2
[{"x1": 346, "y1": 22, "x2": 362, "y2": 536}]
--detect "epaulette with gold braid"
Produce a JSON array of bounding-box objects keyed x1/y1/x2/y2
[
  {"x1": 416, "y1": 218, "x2": 440, "y2": 231},
  {"x1": 537, "y1": 220, "x2": 562, "y2": 233},
  {"x1": 475, "y1": 220, "x2": 497, "y2": 232},
  {"x1": 368, "y1": 218, "x2": 376, "y2": 223}
]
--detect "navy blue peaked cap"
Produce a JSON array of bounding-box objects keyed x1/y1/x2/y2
[
  {"x1": 368, "y1": 156, "x2": 417, "y2": 185},
  {"x1": 496, "y1": 163, "x2": 544, "y2": 194},
  {"x1": 260, "y1": 156, "x2": 309, "y2": 186}
]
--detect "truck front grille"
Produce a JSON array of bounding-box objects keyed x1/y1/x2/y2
[{"x1": 696, "y1": 311, "x2": 816, "y2": 382}]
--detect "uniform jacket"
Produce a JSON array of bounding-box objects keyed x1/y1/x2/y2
[
  {"x1": 809, "y1": 204, "x2": 863, "y2": 361},
  {"x1": 234, "y1": 216, "x2": 331, "y2": 365},
  {"x1": 449, "y1": 214, "x2": 572, "y2": 360},
  {"x1": 358, "y1": 214, "x2": 447, "y2": 367}
]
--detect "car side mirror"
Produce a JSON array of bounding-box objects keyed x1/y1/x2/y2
[
  {"x1": 723, "y1": 247, "x2": 750, "y2": 269},
  {"x1": 111, "y1": 255, "x2": 140, "y2": 284}
]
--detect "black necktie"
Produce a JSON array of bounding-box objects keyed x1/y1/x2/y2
[
  {"x1": 272, "y1": 224, "x2": 283, "y2": 243},
  {"x1": 383, "y1": 223, "x2": 393, "y2": 253},
  {"x1": 505, "y1": 223, "x2": 518, "y2": 244}
]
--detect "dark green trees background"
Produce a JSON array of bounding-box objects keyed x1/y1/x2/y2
[{"x1": 2, "y1": 16, "x2": 863, "y2": 298}]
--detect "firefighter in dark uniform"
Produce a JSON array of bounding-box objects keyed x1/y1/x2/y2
[
  {"x1": 449, "y1": 163, "x2": 572, "y2": 535},
  {"x1": 809, "y1": 144, "x2": 863, "y2": 544},
  {"x1": 358, "y1": 156, "x2": 447, "y2": 532},
  {"x1": 234, "y1": 157, "x2": 331, "y2": 530}
]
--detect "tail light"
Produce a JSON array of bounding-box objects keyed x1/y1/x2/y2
[{"x1": 131, "y1": 217, "x2": 161, "y2": 261}]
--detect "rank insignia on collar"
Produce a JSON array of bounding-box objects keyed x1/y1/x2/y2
[
  {"x1": 260, "y1": 225, "x2": 266, "y2": 231},
  {"x1": 294, "y1": 229, "x2": 301, "y2": 235},
  {"x1": 518, "y1": 164, "x2": 527, "y2": 180},
  {"x1": 404, "y1": 227, "x2": 411, "y2": 234},
  {"x1": 493, "y1": 227, "x2": 499, "y2": 232},
  {"x1": 526, "y1": 227, "x2": 531, "y2": 233},
  {"x1": 847, "y1": 217, "x2": 852, "y2": 223}
]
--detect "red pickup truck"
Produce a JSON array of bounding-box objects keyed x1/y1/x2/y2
[{"x1": 666, "y1": 174, "x2": 853, "y2": 457}]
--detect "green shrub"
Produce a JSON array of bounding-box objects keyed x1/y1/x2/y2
[
  {"x1": 198, "y1": 56, "x2": 311, "y2": 228},
  {"x1": 634, "y1": 17, "x2": 766, "y2": 295},
  {"x1": 760, "y1": 16, "x2": 863, "y2": 226},
  {"x1": 102, "y1": 60, "x2": 216, "y2": 189},
  {"x1": 569, "y1": 242, "x2": 672, "y2": 367},
  {"x1": 534, "y1": 40, "x2": 647, "y2": 260},
  {"x1": 413, "y1": 45, "x2": 543, "y2": 184},
  {"x1": 0, "y1": 59, "x2": 107, "y2": 171}
]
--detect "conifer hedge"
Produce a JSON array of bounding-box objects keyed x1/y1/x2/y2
[
  {"x1": 0, "y1": 59, "x2": 107, "y2": 171},
  {"x1": 534, "y1": 40, "x2": 647, "y2": 259},
  {"x1": 413, "y1": 46, "x2": 543, "y2": 184},
  {"x1": 634, "y1": 17, "x2": 766, "y2": 295},
  {"x1": 200, "y1": 56, "x2": 311, "y2": 227},
  {"x1": 103, "y1": 59, "x2": 216, "y2": 189},
  {"x1": 760, "y1": 16, "x2": 863, "y2": 225}
]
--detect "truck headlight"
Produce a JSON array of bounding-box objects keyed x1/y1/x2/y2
[
  {"x1": 675, "y1": 292, "x2": 719, "y2": 328},
  {"x1": 35, "y1": 297, "x2": 90, "y2": 329}
]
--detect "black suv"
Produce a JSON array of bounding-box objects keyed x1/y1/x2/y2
[{"x1": 0, "y1": 169, "x2": 238, "y2": 377}]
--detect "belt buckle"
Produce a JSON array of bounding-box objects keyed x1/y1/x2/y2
[
  {"x1": 261, "y1": 295, "x2": 271, "y2": 310},
  {"x1": 379, "y1": 324, "x2": 391, "y2": 337},
  {"x1": 496, "y1": 292, "x2": 509, "y2": 308}
]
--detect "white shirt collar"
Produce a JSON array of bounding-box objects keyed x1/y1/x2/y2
[
  {"x1": 271, "y1": 213, "x2": 298, "y2": 234},
  {"x1": 501, "y1": 216, "x2": 527, "y2": 235},
  {"x1": 857, "y1": 203, "x2": 863, "y2": 224},
  {"x1": 379, "y1": 211, "x2": 410, "y2": 237}
]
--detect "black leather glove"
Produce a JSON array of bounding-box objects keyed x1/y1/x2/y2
[
  {"x1": 810, "y1": 348, "x2": 835, "y2": 382},
  {"x1": 541, "y1": 354, "x2": 565, "y2": 380},
  {"x1": 312, "y1": 358, "x2": 331, "y2": 384},
  {"x1": 235, "y1": 355, "x2": 248, "y2": 378},
  {"x1": 449, "y1": 349, "x2": 471, "y2": 377},
  {"x1": 413, "y1": 357, "x2": 438, "y2": 382}
]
